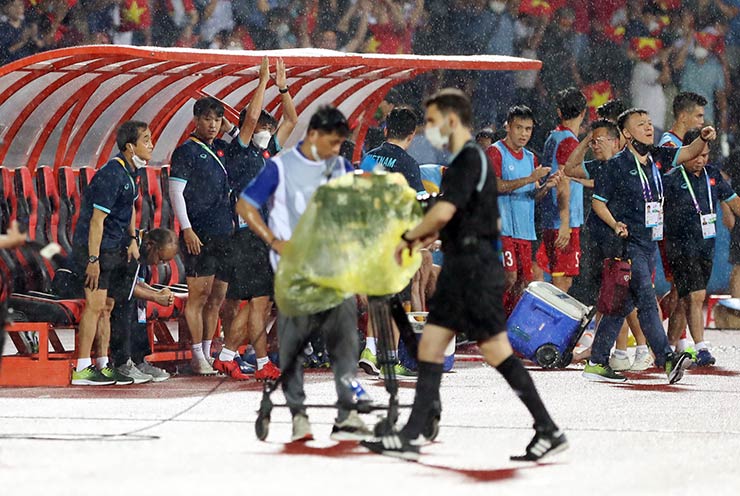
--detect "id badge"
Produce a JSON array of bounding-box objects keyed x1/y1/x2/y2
[
  {"x1": 652, "y1": 223, "x2": 663, "y2": 241},
  {"x1": 701, "y1": 213, "x2": 717, "y2": 239},
  {"x1": 237, "y1": 214, "x2": 249, "y2": 229},
  {"x1": 645, "y1": 202, "x2": 661, "y2": 227}
]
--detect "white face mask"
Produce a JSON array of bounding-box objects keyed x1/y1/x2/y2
[
  {"x1": 129, "y1": 145, "x2": 147, "y2": 168},
  {"x1": 253, "y1": 130, "x2": 272, "y2": 150},
  {"x1": 694, "y1": 46, "x2": 709, "y2": 60},
  {"x1": 425, "y1": 125, "x2": 449, "y2": 150},
  {"x1": 132, "y1": 154, "x2": 147, "y2": 169},
  {"x1": 310, "y1": 143, "x2": 323, "y2": 162},
  {"x1": 648, "y1": 20, "x2": 660, "y2": 33},
  {"x1": 490, "y1": 1, "x2": 506, "y2": 14}
]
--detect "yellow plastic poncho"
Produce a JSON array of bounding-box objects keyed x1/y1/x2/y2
[{"x1": 275, "y1": 171, "x2": 423, "y2": 316}]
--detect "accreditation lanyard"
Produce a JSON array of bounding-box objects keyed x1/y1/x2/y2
[
  {"x1": 634, "y1": 155, "x2": 663, "y2": 203},
  {"x1": 679, "y1": 165, "x2": 716, "y2": 239},
  {"x1": 634, "y1": 155, "x2": 664, "y2": 240},
  {"x1": 189, "y1": 137, "x2": 228, "y2": 177},
  {"x1": 113, "y1": 157, "x2": 137, "y2": 193}
]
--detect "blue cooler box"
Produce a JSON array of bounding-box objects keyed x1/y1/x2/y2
[
  {"x1": 507, "y1": 281, "x2": 589, "y2": 368},
  {"x1": 398, "y1": 312, "x2": 455, "y2": 372}
]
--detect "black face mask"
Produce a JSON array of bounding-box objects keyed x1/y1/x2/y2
[{"x1": 631, "y1": 138, "x2": 656, "y2": 156}]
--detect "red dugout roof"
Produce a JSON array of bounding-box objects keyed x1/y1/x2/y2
[{"x1": 0, "y1": 46, "x2": 541, "y2": 170}]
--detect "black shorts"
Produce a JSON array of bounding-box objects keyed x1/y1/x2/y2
[
  {"x1": 180, "y1": 232, "x2": 231, "y2": 280},
  {"x1": 426, "y1": 245, "x2": 506, "y2": 341},
  {"x1": 72, "y1": 245, "x2": 129, "y2": 295},
  {"x1": 225, "y1": 229, "x2": 274, "y2": 301},
  {"x1": 669, "y1": 255, "x2": 713, "y2": 298}
]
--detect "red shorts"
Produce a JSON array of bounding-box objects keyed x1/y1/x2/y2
[
  {"x1": 501, "y1": 236, "x2": 533, "y2": 281},
  {"x1": 536, "y1": 227, "x2": 581, "y2": 277}
]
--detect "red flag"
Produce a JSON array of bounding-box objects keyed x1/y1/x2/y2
[
  {"x1": 604, "y1": 25, "x2": 626, "y2": 45},
  {"x1": 119, "y1": 0, "x2": 151, "y2": 31},
  {"x1": 630, "y1": 37, "x2": 663, "y2": 61},
  {"x1": 582, "y1": 81, "x2": 614, "y2": 121},
  {"x1": 518, "y1": 0, "x2": 553, "y2": 18},
  {"x1": 696, "y1": 31, "x2": 724, "y2": 55}
]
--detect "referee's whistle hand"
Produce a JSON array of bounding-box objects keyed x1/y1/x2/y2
[{"x1": 182, "y1": 228, "x2": 203, "y2": 255}]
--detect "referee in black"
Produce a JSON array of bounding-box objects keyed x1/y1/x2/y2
[{"x1": 362, "y1": 89, "x2": 567, "y2": 462}]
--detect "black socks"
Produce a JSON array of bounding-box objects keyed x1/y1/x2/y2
[
  {"x1": 496, "y1": 354, "x2": 556, "y2": 432},
  {"x1": 401, "y1": 361, "x2": 443, "y2": 439}
]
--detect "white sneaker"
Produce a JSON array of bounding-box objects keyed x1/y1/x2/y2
[
  {"x1": 630, "y1": 352, "x2": 654, "y2": 371},
  {"x1": 191, "y1": 356, "x2": 217, "y2": 375},
  {"x1": 608, "y1": 353, "x2": 631, "y2": 371},
  {"x1": 291, "y1": 413, "x2": 314, "y2": 442},
  {"x1": 136, "y1": 360, "x2": 171, "y2": 382},
  {"x1": 117, "y1": 359, "x2": 153, "y2": 384},
  {"x1": 330, "y1": 411, "x2": 373, "y2": 441}
]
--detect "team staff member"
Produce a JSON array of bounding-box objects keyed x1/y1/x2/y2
[
  {"x1": 71, "y1": 121, "x2": 151, "y2": 386},
  {"x1": 539, "y1": 87, "x2": 587, "y2": 292},
  {"x1": 169, "y1": 97, "x2": 233, "y2": 376},
  {"x1": 217, "y1": 56, "x2": 296, "y2": 381},
  {"x1": 486, "y1": 105, "x2": 559, "y2": 315},
  {"x1": 109, "y1": 228, "x2": 179, "y2": 383},
  {"x1": 237, "y1": 106, "x2": 372, "y2": 442},
  {"x1": 587, "y1": 108, "x2": 716, "y2": 384},
  {"x1": 663, "y1": 128, "x2": 740, "y2": 367},
  {"x1": 363, "y1": 89, "x2": 567, "y2": 462},
  {"x1": 564, "y1": 120, "x2": 652, "y2": 372},
  {"x1": 358, "y1": 105, "x2": 424, "y2": 378},
  {"x1": 659, "y1": 92, "x2": 708, "y2": 355}
]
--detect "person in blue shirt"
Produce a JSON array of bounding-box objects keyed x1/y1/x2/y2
[
  {"x1": 168, "y1": 97, "x2": 234, "y2": 376},
  {"x1": 71, "y1": 120, "x2": 152, "y2": 386},
  {"x1": 587, "y1": 108, "x2": 716, "y2": 384},
  {"x1": 236, "y1": 105, "x2": 372, "y2": 443},
  {"x1": 217, "y1": 57, "x2": 297, "y2": 381},
  {"x1": 564, "y1": 119, "x2": 652, "y2": 372},
  {"x1": 360, "y1": 107, "x2": 425, "y2": 194},
  {"x1": 663, "y1": 127, "x2": 740, "y2": 367},
  {"x1": 658, "y1": 91, "x2": 707, "y2": 357},
  {"x1": 358, "y1": 106, "x2": 424, "y2": 377}
]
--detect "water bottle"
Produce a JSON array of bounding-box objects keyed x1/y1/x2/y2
[{"x1": 342, "y1": 375, "x2": 373, "y2": 404}]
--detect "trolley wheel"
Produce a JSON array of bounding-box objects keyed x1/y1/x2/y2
[
  {"x1": 374, "y1": 417, "x2": 395, "y2": 437},
  {"x1": 535, "y1": 344, "x2": 561, "y2": 369},
  {"x1": 423, "y1": 414, "x2": 440, "y2": 442},
  {"x1": 255, "y1": 413, "x2": 271, "y2": 441}
]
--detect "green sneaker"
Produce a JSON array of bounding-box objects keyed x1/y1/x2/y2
[
  {"x1": 100, "y1": 366, "x2": 135, "y2": 385},
  {"x1": 582, "y1": 362, "x2": 627, "y2": 383},
  {"x1": 379, "y1": 363, "x2": 418, "y2": 381},
  {"x1": 358, "y1": 348, "x2": 379, "y2": 376},
  {"x1": 682, "y1": 347, "x2": 698, "y2": 362},
  {"x1": 71, "y1": 365, "x2": 116, "y2": 386}
]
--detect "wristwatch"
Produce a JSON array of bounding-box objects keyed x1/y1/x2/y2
[
  {"x1": 88, "y1": 255, "x2": 99, "y2": 264},
  {"x1": 279, "y1": 86, "x2": 289, "y2": 94}
]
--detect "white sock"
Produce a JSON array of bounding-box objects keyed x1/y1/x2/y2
[
  {"x1": 613, "y1": 349, "x2": 628, "y2": 359},
  {"x1": 96, "y1": 357, "x2": 109, "y2": 370},
  {"x1": 76, "y1": 357, "x2": 92, "y2": 372},
  {"x1": 365, "y1": 337, "x2": 377, "y2": 355},
  {"x1": 191, "y1": 344, "x2": 205, "y2": 360},
  {"x1": 678, "y1": 338, "x2": 689, "y2": 352},
  {"x1": 635, "y1": 345, "x2": 649, "y2": 355},
  {"x1": 219, "y1": 348, "x2": 236, "y2": 362},
  {"x1": 202, "y1": 340, "x2": 212, "y2": 358},
  {"x1": 695, "y1": 341, "x2": 708, "y2": 351},
  {"x1": 670, "y1": 345, "x2": 676, "y2": 352},
  {"x1": 256, "y1": 356, "x2": 269, "y2": 370}
]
